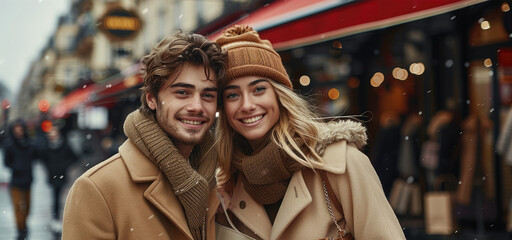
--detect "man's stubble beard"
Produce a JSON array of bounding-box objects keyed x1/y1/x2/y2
[
  {"x1": 154, "y1": 105, "x2": 210, "y2": 147},
  {"x1": 164, "y1": 122, "x2": 207, "y2": 146}
]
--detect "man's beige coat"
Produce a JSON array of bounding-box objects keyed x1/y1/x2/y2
[
  {"x1": 222, "y1": 140, "x2": 406, "y2": 240},
  {"x1": 62, "y1": 140, "x2": 219, "y2": 240}
]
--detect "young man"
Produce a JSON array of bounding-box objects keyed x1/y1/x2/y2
[{"x1": 62, "y1": 32, "x2": 226, "y2": 240}]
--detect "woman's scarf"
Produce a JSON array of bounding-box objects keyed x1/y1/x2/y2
[{"x1": 231, "y1": 137, "x2": 303, "y2": 205}]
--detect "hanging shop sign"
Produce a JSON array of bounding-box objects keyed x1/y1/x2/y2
[{"x1": 98, "y1": 7, "x2": 142, "y2": 41}]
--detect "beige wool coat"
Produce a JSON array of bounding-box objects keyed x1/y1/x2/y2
[
  {"x1": 62, "y1": 140, "x2": 220, "y2": 240},
  {"x1": 219, "y1": 123, "x2": 406, "y2": 240}
]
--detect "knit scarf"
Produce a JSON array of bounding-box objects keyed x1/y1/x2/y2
[
  {"x1": 231, "y1": 137, "x2": 303, "y2": 205},
  {"x1": 123, "y1": 110, "x2": 217, "y2": 240}
]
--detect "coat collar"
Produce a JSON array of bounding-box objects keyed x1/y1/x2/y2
[
  {"x1": 119, "y1": 140, "x2": 219, "y2": 240},
  {"x1": 316, "y1": 140, "x2": 348, "y2": 174},
  {"x1": 229, "y1": 139, "x2": 349, "y2": 240},
  {"x1": 119, "y1": 140, "x2": 159, "y2": 182}
]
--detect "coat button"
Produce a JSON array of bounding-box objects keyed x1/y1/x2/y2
[{"x1": 239, "y1": 201, "x2": 246, "y2": 209}]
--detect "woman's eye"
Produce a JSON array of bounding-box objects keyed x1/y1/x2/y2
[
  {"x1": 254, "y1": 86, "x2": 266, "y2": 93},
  {"x1": 225, "y1": 93, "x2": 239, "y2": 99}
]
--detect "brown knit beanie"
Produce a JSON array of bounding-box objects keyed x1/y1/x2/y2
[{"x1": 215, "y1": 25, "x2": 292, "y2": 89}]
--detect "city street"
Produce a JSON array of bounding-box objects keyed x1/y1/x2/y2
[{"x1": 2, "y1": 0, "x2": 512, "y2": 239}]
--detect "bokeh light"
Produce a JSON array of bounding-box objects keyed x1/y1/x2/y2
[
  {"x1": 371, "y1": 72, "x2": 384, "y2": 87},
  {"x1": 41, "y1": 120, "x2": 53, "y2": 133},
  {"x1": 502, "y1": 2, "x2": 510, "y2": 12},
  {"x1": 480, "y1": 20, "x2": 490, "y2": 30},
  {"x1": 328, "y1": 88, "x2": 340, "y2": 100},
  {"x1": 38, "y1": 99, "x2": 50, "y2": 112},
  {"x1": 484, "y1": 58, "x2": 492, "y2": 67},
  {"x1": 299, "y1": 75, "x2": 311, "y2": 86}
]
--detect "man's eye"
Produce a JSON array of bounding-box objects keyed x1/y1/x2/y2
[
  {"x1": 176, "y1": 90, "x2": 188, "y2": 95},
  {"x1": 203, "y1": 93, "x2": 216, "y2": 98}
]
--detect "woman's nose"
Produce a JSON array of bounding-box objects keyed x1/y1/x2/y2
[{"x1": 240, "y1": 96, "x2": 256, "y2": 112}]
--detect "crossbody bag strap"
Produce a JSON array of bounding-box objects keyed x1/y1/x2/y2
[
  {"x1": 216, "y1": 191, "x2": 241, "y2": 232},
  {"x1": 319, "y1": 170, "x2": 355, "y2": 240},
  {"x1": 319, "y1": 170, "x2": 344, "y2": 218}
]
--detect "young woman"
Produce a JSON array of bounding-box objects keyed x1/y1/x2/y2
[{"x1": 214, "y1": 25, "x2": 405, "y2": 240}]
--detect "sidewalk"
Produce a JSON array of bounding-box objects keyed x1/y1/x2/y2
[{"x1": 0, "y1": 159, "x2": 76, "y2": 240}]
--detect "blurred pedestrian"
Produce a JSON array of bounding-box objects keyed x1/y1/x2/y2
[
  {"x1": 41, "y1": 127, "x2": 78, "y2": 232},
  {"x1": 3, "y1": 119, "x2": 39, "y2": 240}
]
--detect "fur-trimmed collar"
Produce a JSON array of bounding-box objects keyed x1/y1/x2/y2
[{"x1": 316, "y1": 120, "x2": 367, "y2": 156}]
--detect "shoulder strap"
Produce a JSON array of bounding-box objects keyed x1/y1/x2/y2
[
  {"x1": 216, "y1": 191, "x2": 241, "y2": 232},
  {"x1": 319, "y1": 170, "x2": 344, "y2": 218}
]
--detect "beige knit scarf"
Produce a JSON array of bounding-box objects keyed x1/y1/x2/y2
[
  {"x1": 232, "y1": 136, "x2": 303, "y2": 205},
  {"x1": 123, "y1": 110, "x2": 216, "y2": 240}
]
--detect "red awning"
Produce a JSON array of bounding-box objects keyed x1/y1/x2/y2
[
  {"x1": 51, "y1": 84, "x2": 97, "y2": 119},
  {"x1": 86, "y1": 74, "x2": 143, "y2": 107},
  {"x1": 206, "y1": 0, "x2": 486, "y2": 50},
  {"x1": 51, "y1": 64, "x2": 142, "y2": 119},
  {"x1": 86, "y1": 64, "x2": 142, "y2": 107}
]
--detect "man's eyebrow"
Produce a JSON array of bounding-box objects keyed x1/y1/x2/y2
[
  {"x1": 169, "y1": 82, "x2": 195, "y2": 89},
  {"x1": 204, "y1": 87, "x2": 218, "y2": 92},
  {"x1": 169, "y1": 82, "x2": 218, "y2": 92}
]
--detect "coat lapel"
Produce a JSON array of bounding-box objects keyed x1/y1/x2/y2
[
  {"x1": 271, "y1": 140, "x2": 349, "y2": 239},
  {"x1": 230, "y1": 175, "x2": 273, "y2": 239},
  {"x1": 270, "y1": 170, "x2": 312, "y2": 240},
  {"x1": 119, "y1": 140, "x2": 193, "y2": 239}
]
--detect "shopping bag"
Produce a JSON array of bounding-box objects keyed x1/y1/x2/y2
[
  {"x1": 424, "y1": 175, "x2": 457, "y2": 235},
  {"x1": 389, "y1": 178, "x2": 422, "y2": 216},
  {"x1": 409, "y1": 183, "x2": 422, "y2": 216},
  {"x1": 389, "y1": 178, "x2": 406, "y2": 212}
]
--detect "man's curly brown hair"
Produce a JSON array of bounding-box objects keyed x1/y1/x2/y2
[{"x1": 139, "y1": 31, "x2": 226, "y2": 117}]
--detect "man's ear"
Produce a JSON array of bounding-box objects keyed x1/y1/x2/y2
[{"x1": 146, "y1": 92, "x2": 157, "y2": 110}]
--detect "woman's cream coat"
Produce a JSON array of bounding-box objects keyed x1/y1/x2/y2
[
  {"x1": 220, "y1": 124, "x2": 406, "y2": 240},
  {"x1": 62, "y1": 140, "x2": 220, "y2": 240}
]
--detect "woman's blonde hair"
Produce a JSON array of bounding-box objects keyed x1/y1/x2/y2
[{"x1": 215, "y1": 80, "x2": 329, "y2": 186}]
